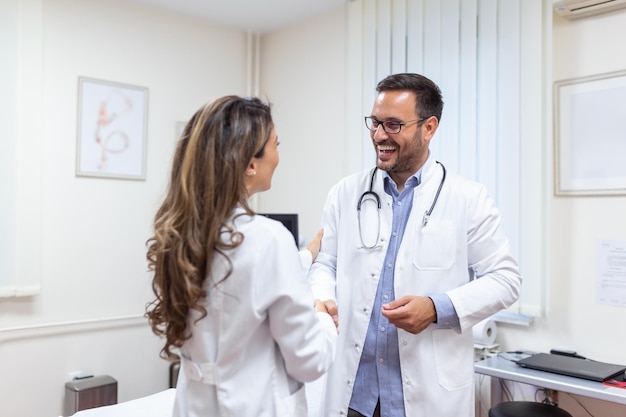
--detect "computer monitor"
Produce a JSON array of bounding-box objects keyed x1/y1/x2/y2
[{"x1": 258, "y1": 213, "x2": 299, "y2": 246}]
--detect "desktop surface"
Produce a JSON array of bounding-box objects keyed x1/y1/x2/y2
[{"x1": 474, "y1": 355, "x2": 626, "y2": 405}]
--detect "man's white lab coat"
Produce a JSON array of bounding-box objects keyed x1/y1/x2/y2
[{"x1": 309, "y1": 156, "x2": 521, "y2": 417}]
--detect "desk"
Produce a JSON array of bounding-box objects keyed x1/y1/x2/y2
[{"x1": 474, "y1": 355, "x2": 626, "y2": 406}]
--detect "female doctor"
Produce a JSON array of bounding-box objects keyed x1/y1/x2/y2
[
  {"x1": 308, "y1": 73, "x2": 522, "y2": 417},
  {"x1": 146, "y1": 96, "x2": 336, "y2": 417}
]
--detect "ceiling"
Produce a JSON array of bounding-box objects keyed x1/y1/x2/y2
[{"x1": 130, "y1": 0, "x2": 349, "y2": 34}]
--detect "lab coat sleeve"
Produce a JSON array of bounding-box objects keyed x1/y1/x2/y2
[
  {"x1": 298, "y1": 249, "x2": 313, "y2": 271},
  {"x1": 446, "y1": 184, "x2": 522, "y2": 331},
  {"x1": 255, "y1": 227, "x2": 337, "y2": 383}
]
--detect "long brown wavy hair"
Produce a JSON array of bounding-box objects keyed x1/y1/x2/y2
[{"x1": 145, "y1": 96, "x2": 273, "y2": 360}]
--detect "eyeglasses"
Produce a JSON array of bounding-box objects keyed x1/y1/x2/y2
[{"x1": 364, "y1": 116, "x2": 426, "y2": 134}]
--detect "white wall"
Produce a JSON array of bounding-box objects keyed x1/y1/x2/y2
[
  {"x1": 495, "y1": 9, "x2": 626, "y2": 417},
  {"x1": 256, "y1": 7, "x2": 348, "y2": 244},
  {"x1": 0, "y1": 0, "x2": 250, "y2": 415}
]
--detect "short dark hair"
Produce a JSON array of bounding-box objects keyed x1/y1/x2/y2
[{"x1": 376, "y1": 73, "x2": 444, "y2": 122}]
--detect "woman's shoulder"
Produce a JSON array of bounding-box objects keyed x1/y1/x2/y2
[{"x1": 232, "y1": 210, "x2": 295, "y2": 248}]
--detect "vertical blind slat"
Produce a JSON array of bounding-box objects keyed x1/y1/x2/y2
[
  {"x1": 437, "y1": 0, "x2": 462, "y2": 173},
  {"x1": 458, "y1": 0, "x2": 478, "y2": 180},
  {"x1": 476, "y1": 0, "x2": 498, "y2": 194},
  {"x1": 362, "y1": 0, "x2": 379, "y2": 166},
  {"x1": 496, "y1": 0, "x2": 522, "y2": 258},
  {"x1": 406, "y1": 0, "x2": 424, "y2": 73},
  {"x1": 376, "y1": 0, "x2": 392, "y2": 79},
  {"x1": 391, "y1": 0, "x2": 407, "y2": 73},
  {"x1": 518, "y1": 1, "x2": 548, "y2": 315}
]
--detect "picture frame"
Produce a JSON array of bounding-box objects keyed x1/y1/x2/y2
[
  {"x1": 554, "y1": 69, "x2": 626, "y2": 196},
  {"x1": 76, "y1": 77, "x2": 148, "y2": 180}
]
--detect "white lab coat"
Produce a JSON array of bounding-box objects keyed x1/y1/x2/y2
[
  {"x1": 309, "y1": 156, "x2": 521, "y2": 417},
  {"x1": 173, "y1": 208, "x2": 336, "y2": 417}
]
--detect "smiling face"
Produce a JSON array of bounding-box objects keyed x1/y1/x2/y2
[{"x1": 369, "y1": 90, "x2": 438, "y2": 188}]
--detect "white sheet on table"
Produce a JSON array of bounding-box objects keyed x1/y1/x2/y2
[{"x1": 70, "y1": 389, "x2": 175, "y2": 417}]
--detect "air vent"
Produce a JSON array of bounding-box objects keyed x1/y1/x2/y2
[{"x1": 554, "y1": 0, "x2": 626, "y2": 19}]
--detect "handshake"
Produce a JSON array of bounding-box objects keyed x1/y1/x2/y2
[{"x1": 314, "y1": 299, "x2": 339, "y2": 328}]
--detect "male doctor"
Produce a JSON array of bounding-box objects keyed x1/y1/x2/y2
[{"x1": 308, "y1": 73, "x2": 522, "y2": 417}]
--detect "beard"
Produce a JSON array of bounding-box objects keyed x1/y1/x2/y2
[{"x1": 375, "y1": 131, "x2": 428, "y2": 175}]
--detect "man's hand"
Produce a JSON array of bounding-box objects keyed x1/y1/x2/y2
[
  {"x1": 317, "y1": 299, "x2": 339, "y2": 328},
  {"x1": 306, "y1": 229, "x2": 324, "y2": 261},
  {"x1": 381, "y1": 295, "x2": 436, "y2": 334}
]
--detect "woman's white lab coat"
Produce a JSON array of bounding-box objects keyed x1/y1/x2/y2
[
  {"x1": 173, "y1": 208, "x2": 336, "y2": 417},
  {"x1": 309, "y1": 156, "x2": 521, "y2": 417}
]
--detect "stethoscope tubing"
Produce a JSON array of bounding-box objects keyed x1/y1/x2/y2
[{"x1": 356, "y1": 161, "x2": 446, "y2": 249}]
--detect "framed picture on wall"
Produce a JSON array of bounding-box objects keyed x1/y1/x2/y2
[
  {"x1": 76, "y1": 77, "x2": 149, "y2": 180},
  {"x1": 554, "y1": 69, "x2": 626, "y2": 196}
]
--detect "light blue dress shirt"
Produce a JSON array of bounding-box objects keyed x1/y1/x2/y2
[{"x1": 348, "y1": 169, "x2": 459, "y2": 417}]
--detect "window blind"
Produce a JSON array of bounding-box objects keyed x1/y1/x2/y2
[
  {"x1": 0, "y1": 0, "x2": 43, "y2": 298},
  {"x1": 345, "y1": 0, "x2": 550, "y2": 316}
]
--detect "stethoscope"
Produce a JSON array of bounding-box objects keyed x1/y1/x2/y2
[{"x1": 356, "y1": 161, "x2": 447, "y2": 250}]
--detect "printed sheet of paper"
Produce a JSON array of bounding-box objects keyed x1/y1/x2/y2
[{"x1": 597, "y1": 240, "x2": 626, "y2": 307}]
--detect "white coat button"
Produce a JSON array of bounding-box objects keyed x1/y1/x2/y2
[
  {"x1": 399, "y1": 266, "x2": 404, "y2": 271},
  {"x1": 405, "y1": 380, "x2": 412, "y2": 386}
]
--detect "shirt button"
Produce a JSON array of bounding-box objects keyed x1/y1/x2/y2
[
  {"x1": 387, "y1": 263, "x2": 392, "y2": 268},
  {"x1": 397, "y1": 201, "x2": 402, "y2": 206},
  {"x1": 379, "y1": 358, "x2": 384, "y2": 363},
  {"x1": 380, "y1": 326, "x2": 385, "y2": 332},
  {"x1": 383, "y1": 294, "x2": 389, "y2": 300},
  {"x1": 392, "y1": 231, "x2": 397, "y2": 237}
]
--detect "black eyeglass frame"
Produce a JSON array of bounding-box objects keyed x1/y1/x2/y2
[{"x1": 364, "y1": 116, "x2": 428, "y2": 134}]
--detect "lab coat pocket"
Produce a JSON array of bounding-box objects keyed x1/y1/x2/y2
[
  {"x1": 276, "y1": 383, "x2": 307, "y2": 417},
  {"x1": 412, "y1": 220, "x2": 455, "y2": 270},
  {"x1": 432, "y1": 328, "x2": 473, "y2": 391}
]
